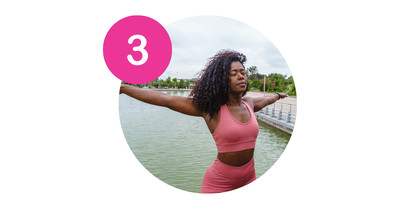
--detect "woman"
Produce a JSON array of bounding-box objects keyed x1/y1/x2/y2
[{"x1": 120, "y1": 50, "x2": 288, "y2": 193}]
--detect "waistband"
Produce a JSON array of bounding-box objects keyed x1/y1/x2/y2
[{"x1": 212, "y1": 157, "x2": 255, "y2": 180}]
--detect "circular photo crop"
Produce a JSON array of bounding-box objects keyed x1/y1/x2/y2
[{"x1": 119, "y1": 16, "x2": 296, "y2": 193}]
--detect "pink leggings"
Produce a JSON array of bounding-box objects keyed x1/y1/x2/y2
[{"x1": 200, "y1": 157, "x2": 256, "y2": 193}]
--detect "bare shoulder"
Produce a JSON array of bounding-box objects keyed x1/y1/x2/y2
[
  {"x1": 242, "y1": 96, "x2": 255, "y2": 111},
  {"x1": 243, "y1": 94, "x2": 278, "y2": 112}
]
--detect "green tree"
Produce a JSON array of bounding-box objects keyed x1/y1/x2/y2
[
  {"x1": 266, "y1": 73, "x2": 287, "y2": 92},
  {"x1": 259, "y1": 77, "x2": 271, "y2": 92},
  {"x1": 247, "y1": 66, "x2": 258, "y2": 74},
  {"x1": 151, "y1": 78, "x2": 159, "y2": 88},
  {"x1": 249, "y1": 80, "x2": 262, "y2": 91},
  {"x1": 178, "y1": 79, "x2": 185, "y2": 89},
  {"x1": 247, "y1": 66, "x2": 258, "y2": 80},
  {"x1": 172, "y1": 78, "x2": 178, "y2": 88},
  {"x1": 287, "y1": 76, "x2": 296, "y2": 96},
  {"x1": 288, "y1": 84, "x2": 296, "y2": 96},
  {"x1": 159, "y1": 79, "x2": 166, "y2": 88},
  {"x1": 166, "y1": 76, "x2": 172, "y2": 88},
  {"x1": 287, "y1": 76, "x2": 294, "y2": 85},
  {"x1": 271, "y1": 80, "x2": 276, "y2": 92},
  {"x1": 185, "y1": 80, "x2": 191, "y2": 89}
]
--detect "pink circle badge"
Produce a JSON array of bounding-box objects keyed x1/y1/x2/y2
[{"x1": 103, "y1": 15, "x2": 172, "y2": 84}]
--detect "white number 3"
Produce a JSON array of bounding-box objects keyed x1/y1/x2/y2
[{"x1": 127, "y1": 34, "x2": 148, "y2": 66}]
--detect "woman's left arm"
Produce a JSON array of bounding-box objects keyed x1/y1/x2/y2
[{"x1": 244, "y1": 93, "x2": 288, "y2": 112}]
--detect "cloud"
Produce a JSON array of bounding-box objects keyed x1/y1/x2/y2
[{"x1": 161, "y1": 16, "x2": 290, "y2": 79}]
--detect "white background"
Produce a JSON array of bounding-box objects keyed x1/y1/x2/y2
[{"x1": 1, "y1": 0, "x2": 399, "y2": 208}]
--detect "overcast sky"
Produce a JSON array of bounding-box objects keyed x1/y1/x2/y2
[{"x1": 160, "y1": 16, "x2": 291, "y2": 79}]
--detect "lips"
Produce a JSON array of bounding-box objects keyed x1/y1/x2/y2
[{"x1": 237, "y1": 82, "x2": 246, "y2": 87}]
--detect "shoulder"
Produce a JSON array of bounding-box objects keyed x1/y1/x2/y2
[{"x1": 242, "y1": 96, "x2": 255, "y2": 111}]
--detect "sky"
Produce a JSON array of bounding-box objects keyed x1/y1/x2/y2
[{"x1": 160, "y1": 16, "x2": 291, "y2": 79}]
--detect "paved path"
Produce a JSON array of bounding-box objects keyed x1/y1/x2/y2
[{"x1": 246, "y1": 92, "x2": 297, "y2": 134}]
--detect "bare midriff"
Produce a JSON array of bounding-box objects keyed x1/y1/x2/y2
[{"x1": 217, "y1": 148, "x2": 254, "y2": 166}]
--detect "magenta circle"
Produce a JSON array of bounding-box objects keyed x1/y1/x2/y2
[{"x1": 103, "y1": 15, "x2": 172, "y2": 84}]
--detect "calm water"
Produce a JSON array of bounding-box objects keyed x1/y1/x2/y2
[{"x1": 119, "y1": 90, "x2": 290, "y2": 193}]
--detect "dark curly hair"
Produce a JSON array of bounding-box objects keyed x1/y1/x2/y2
[{"x1": 190, "y1": 49, "x2": 248, "y2": 120}]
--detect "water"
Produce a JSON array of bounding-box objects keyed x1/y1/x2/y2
[{"x1": 119, "y1": 90, "x2": 291, "y2": 193}]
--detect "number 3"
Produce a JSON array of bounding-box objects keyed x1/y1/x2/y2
[{"x1": 127, "y1": 35, "x2": 148, "y2": 66}]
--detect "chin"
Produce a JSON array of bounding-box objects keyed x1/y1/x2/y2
[{"x1": 230, "y1": 85, "x2": 248, "y2": 96}]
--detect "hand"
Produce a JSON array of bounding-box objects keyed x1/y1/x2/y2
[
  {"x1": 279, "y1": 93, "x2": 288, "y2": 99},
  {"x1": 276, "y1": 93, "x2": 288, "y2": 100},
  {"x1": 120, "y1": 84, "x2": 129, "y2": 94},
  {"x1": 119, "y1": 85, "x2": 123, "y2": 94}
]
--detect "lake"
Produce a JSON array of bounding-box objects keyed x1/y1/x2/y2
[{"x1": 119, "y1": 90, "x2": 291, "y2": 193}]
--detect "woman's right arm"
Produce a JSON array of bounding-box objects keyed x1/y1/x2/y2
[{"x1": 120, "y1": 84, "x2": 203, "y2": 117}]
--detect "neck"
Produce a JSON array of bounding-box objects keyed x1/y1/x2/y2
[{"x1": 227, "y1": 92, "x2": 243, "y2": 106}]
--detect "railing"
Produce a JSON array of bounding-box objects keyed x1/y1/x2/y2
[{"x1": 260, "y1": 102, "x2": 296, "y2": 124}]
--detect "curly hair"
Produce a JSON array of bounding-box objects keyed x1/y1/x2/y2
[{"x1": 190, "y1": 49, "x2": 248, "y2": 120}]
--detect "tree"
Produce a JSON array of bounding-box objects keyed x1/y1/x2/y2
[
  {"x1": 249, "y1": 80, "x2": 261, "y2": 91},
  {"x1": 259, "y1": 77, "x2": 271, "y2": 92},
  {"x1": 151, "y1": 78, "x2": 159, "y2": 88},
  {"x1": 248, "y1": 66, "x2": 266, "y2": 81},
  {"x1": 172, "y1": 78, "x2": 178, "y2": 88},
  {"x1": 247, "y1": 66, "x2": 258, "y2": 79},
  {"x1": 159, "y1": 79, "x2": 166, "y2": 88},
  {"x1": 166, "y1": 76, "x2": 172, "y2": 88},
  {"x1": 178, "y1": 79, "x2": 185, "y2": 89},
  {"x1": 266, "y1": 73, "x2": 287, "y2": 92},
  {"x1": 271, "y1": 80, "x2": 276, "y2": 92},
  {"x1": 287, "y1": 76, "x2": 296, "y2": 95},
  {"x1": 288, "y1": 84, "x2": 296, "y2": 96},
  {"x1": 185, "y1": 80, "x2": 191, "y2": 89}
]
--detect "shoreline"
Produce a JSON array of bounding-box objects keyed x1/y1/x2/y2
[
  {"x1": 148, "y1": 88, "x2": 297, "y2": 99},
  {"x1": 149, "y1": 88, "x2": 191, "y2": 91},
  {"x1": 146, "y1": 88, "x2": 296, "y2": 102}
]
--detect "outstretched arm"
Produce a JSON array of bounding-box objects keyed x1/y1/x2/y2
[
  {"x1": 120, "y1": 84, "x2": 203, "y2": 117},
  {"x1": 244, "y1": 93, "x2": 288, "y2": 112}
]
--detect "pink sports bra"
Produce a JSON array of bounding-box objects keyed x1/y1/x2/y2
[{"x1": 212, "y1": 101, "x2": 259, "y2": 153}]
